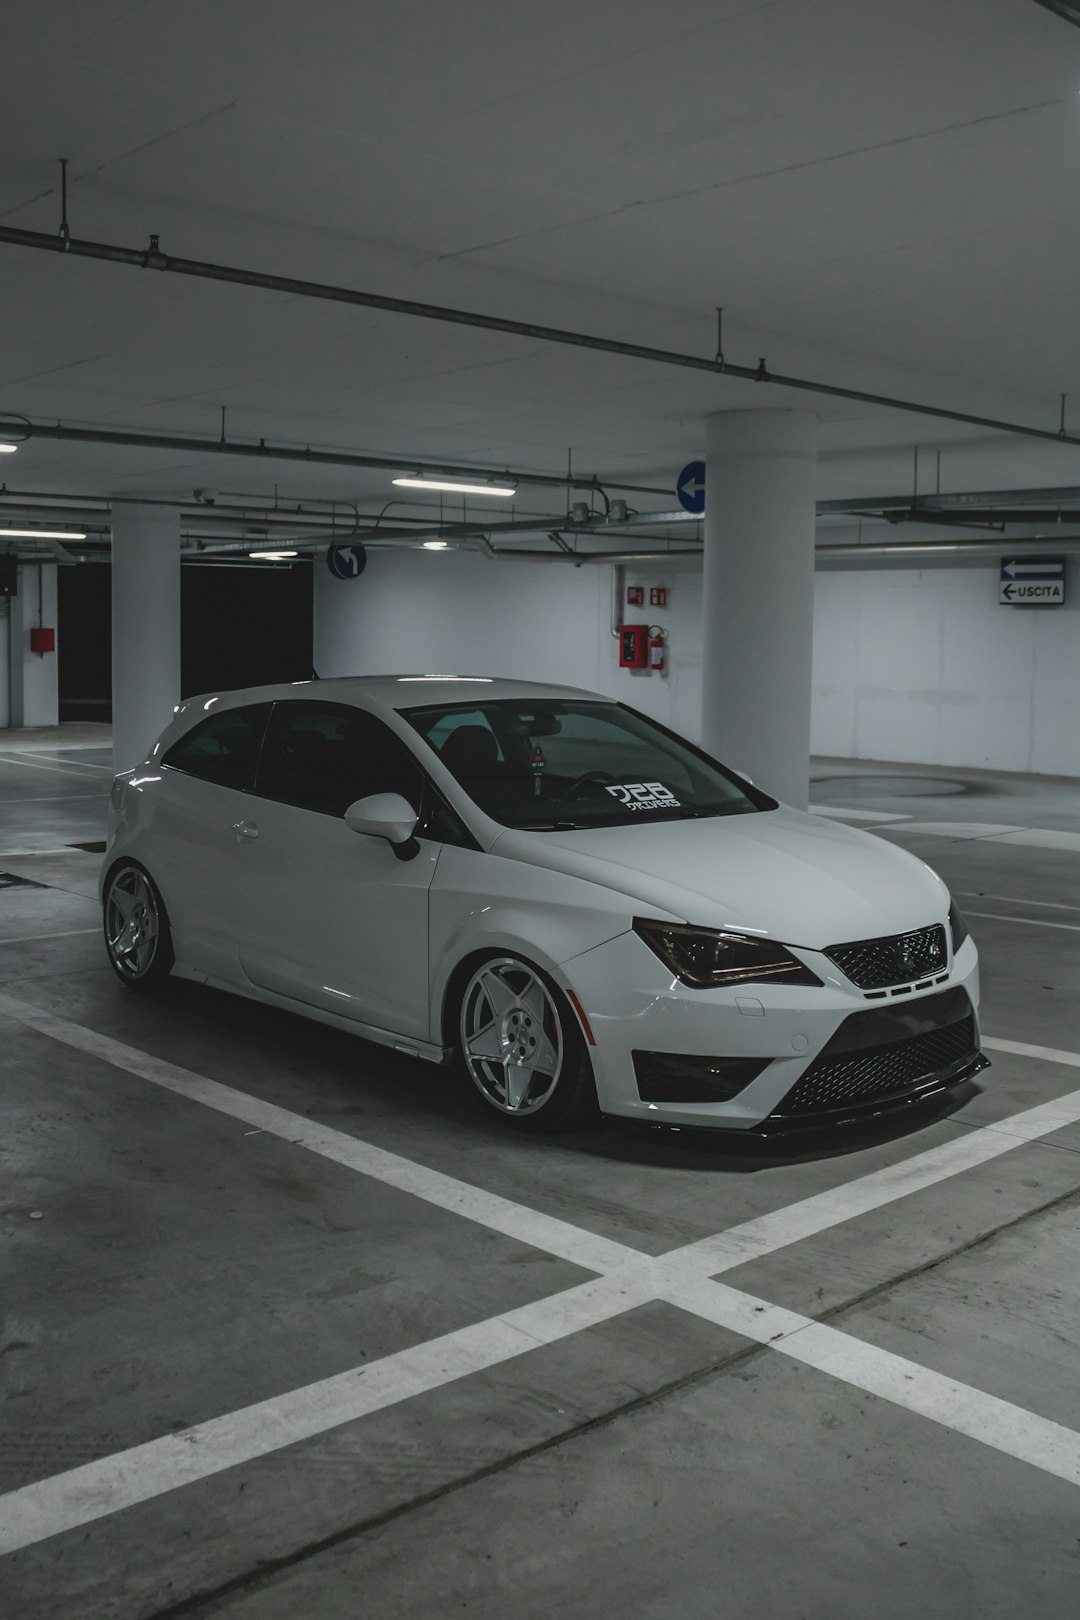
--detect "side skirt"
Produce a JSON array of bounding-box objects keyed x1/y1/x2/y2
[{"x1": 169, "y1": 959, "x2": 451, "y2": 1066}]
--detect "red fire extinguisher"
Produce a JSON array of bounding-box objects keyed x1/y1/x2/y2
[{"x1": 648, "y1": 626, "x2": 665, "y2": 672}]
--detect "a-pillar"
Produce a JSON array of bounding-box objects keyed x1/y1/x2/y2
[
  {"x1": 700, "y1": 410, "x2": 817, "y2": 808},
  {"x1": 111, "y1": 503, "x2": 181, "y2": 771}
]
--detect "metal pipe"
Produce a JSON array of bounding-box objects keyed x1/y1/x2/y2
[
  {"x1": 817, "y1": 535, "x2": 1080, "y2": 561},
  {"x1": 0, "y1": 410, "x2": 666, "y2": 494},
  {"x1": 820, "y1": 486, "x2": 1080, "y2": 515},
  {"x1": 0, "y1": 222, "x2": 1076, "y2": 449}
]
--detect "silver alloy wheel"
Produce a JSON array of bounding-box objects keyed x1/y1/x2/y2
[
  {"x1": 460, "y1": 957, "x2": 564, "y2": 1116},
  {"x1": 105, "y1": 866, "x2": 160, "y2": 980}
]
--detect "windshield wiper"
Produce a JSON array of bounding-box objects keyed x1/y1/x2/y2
[{"x1": 517, "y1": 818, "x2": 584, "y2": 831}]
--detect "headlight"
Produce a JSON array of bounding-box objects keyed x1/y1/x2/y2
[
  {"x1": 949, "y1": 901, "x2": 969, "y2": 954},
  {"x1": 633, "y1": 918, "x2": 822, "y2": 988}
]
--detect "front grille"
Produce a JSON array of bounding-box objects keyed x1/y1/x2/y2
[
  {"x1": 777, "y1": 1010, "x2": 977, "y2": 1118},
  {"x1": 825, "y1": 923, "x2": 947, "y2": 989}
]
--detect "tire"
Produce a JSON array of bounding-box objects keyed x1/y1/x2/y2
[
  {"x1": 455, "y1": 954, "x2": 598, "y2": 1132},
  {"x1": 103, "y1": 861, "x2": 175, "y2": 991}
]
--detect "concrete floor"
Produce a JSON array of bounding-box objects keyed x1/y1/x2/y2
[{"x1": 2, "y1": 729, "x2": 1080, "y2": 1618}]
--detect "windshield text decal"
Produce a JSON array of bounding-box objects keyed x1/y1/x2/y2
[{"x1": 605, "y1": 782, "x2": 681, "y2": 812}]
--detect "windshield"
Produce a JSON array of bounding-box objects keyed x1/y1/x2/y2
[{"x1": 402, "y1": 699, "x2": 776, "y2": 830}]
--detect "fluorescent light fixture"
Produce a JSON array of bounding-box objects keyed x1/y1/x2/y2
[
  {"x1": 249, "y1": 549, "x2": 298, "y2": 560},
  {"x1": 422, "y1": 540, "x2": 449, "y2": 550},
  {"x1": 0, "y1": 443, "x2": 19, "y2": 454},
  {"x1": 0, "y1": 526, "x2": 87, "y2": 540},
  {"x1": 392, "y1": 476, "x2": 516, "y2": 498}
]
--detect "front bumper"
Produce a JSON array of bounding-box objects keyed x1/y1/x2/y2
[{"x1": 560, "y1": 928, "x2": 983, "y2": 1129}]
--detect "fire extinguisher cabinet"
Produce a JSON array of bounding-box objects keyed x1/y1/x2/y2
[{"x1": 619, "y1": 624, "x2": 648, "y2": 668}]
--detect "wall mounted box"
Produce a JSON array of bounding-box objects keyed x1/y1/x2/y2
[
  {"x1": 30, "y1": 626, "x2": 55, "y2": 655},
  {"x1": 619, "y1": 624, "x2": 648, "y2": 668}
]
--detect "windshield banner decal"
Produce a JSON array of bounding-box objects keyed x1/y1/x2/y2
[{"x1": 605, "y1": 782, "x2": 681, "y2": 812}]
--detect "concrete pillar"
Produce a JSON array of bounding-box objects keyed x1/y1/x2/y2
[
  {"x1": 111, "y1": 503, "x2": 180, "y2": 771},
  {"x1": 701, "y1": 410, "x2": 817, "y2": 808},
  {"x1": 4, "y1": 563, "x2": 59, "y2": 728}
]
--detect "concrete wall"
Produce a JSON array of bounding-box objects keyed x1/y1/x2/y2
[
  {"x1": 314, "y1": 549, "x2": 1080, "y2": 779},
  {"x1": 812, "y1": 560, "x2": 1080, "y2": 776},
  {"x1": 0, "y1": 564, "x2": 59, "y2": 730},
  {"x1": 314, "y1": 550, "x2": 704, "y2": 738}
]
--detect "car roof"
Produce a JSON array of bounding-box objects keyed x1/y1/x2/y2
[{"x1": 172, "y1": 674, "x2": 609, "y2": 727}]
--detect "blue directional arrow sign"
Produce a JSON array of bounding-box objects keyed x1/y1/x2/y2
[
  {"x1": 326, "y1": 542, "x2": 368, "y2": 581},
  {"x1": 999, "y1": 556, "x2": 1065, "y2": 606},
  {"x1": 676, "y1": 460, "x2": 706, "y2": 515}
]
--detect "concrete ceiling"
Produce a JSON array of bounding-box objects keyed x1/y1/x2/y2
[{"x1": 3, "y1": 0, "x2": 1080, "y2": 513}]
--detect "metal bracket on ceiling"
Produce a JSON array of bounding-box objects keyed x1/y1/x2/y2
[
  {"x1": 1060, "y1": 393, "x2": 1068, "y2": 438},
  {"x1": 754, "y1": 356, "x2": 769, "y2": 381},
  {"x1": 57, "y1": 158, "x2": 71, "y2": 249},
  {"x1": 143, "y1": 233, "x2": 163, "y2": 268},
  {"x1": 714, "y1": 307, "x2": 725, "y2": 370}
]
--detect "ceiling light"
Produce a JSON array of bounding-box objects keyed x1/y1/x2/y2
[
  {"x1": 423, "y1": 540, "x2": 449, "y2": 550},
  {"x1": 392, "y1": 476, "x2": 516, "y2": 498},
  {"x1": 249, "y1": 549, "x2": 298, "y2": 560},
  {"x1": 0, "y1": 443, "x2": 19, "y2": 454},
  {"x1": 0, "y1": 526, "x2": 87, "y2": 539}
]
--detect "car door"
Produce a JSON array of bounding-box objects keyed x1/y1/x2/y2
[
  {"x1": 226, "y1": 699, "x2": 439, "y2": 1041},
  {"x1": 152, "y1": 702, "x2": 272, "y2": 976}
]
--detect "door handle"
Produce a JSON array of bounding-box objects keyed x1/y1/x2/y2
[{"x1": 230, "y1": 820, "x2": 259, "y2": 841}]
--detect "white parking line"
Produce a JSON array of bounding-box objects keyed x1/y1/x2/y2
[
  {"x1": 812, "y1": 806, "x2": 912, "y2": 823},
  {"x1": 668, "y1": 1278, "x2": 1080, "y2": 1489},
  {"x1": 0, "y1": 1273, "x2": 655, "y2": 1559},
  {"x1": 3, "y1": 992, "x2": 1080, "y2": 1554},
  {"x1": 0, "y1": 929, "x2": 99, "y2": 945},
  {"x1": 959, "y1": 893, "x2": 1080, "y2": 914},
  {"x1": 0, "y1": 992, "x2": 637, "y2": 1276},
  {"x1": 0, "y1": 848, "x2": 92, "y2": 857},
  {"x1": 966, "y1": 910, "x2": 1080, "y2": 934},
  {"x1": 0, "y1": 751, "x2": 112, "y2": 773},
  {"x1": 0, "y1": 753, "x2": 111, "y2": 778},
  {"x1": 892, "y1": 822, "x2": 1080, "y2": 854}
]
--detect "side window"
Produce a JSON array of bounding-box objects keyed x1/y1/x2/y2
[
  {"x1": 161, "y1": 704, "x2": 271, "y2": 790},
  {"x1": 254, "y1": 702, "x2": 424, "y2": 818}
]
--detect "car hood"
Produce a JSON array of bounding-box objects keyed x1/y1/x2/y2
[{"x1": 490, "y1": 807, "x2": 949, "y2": 950}]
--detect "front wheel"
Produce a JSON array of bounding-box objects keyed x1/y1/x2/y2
[
  {"x1": 457, "y1": 955, "x2": 598, "y2": 1131},
  {"x1": 103, "y1": 862, "x2": 174, "y2": 990}
]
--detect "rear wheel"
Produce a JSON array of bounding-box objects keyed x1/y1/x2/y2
[
  {"x1": 103, "y1": 863, "x2": 174, "y2": 990},
  {"x1": 457, "y1": 955, "x2": 597, "y2": 1131}
]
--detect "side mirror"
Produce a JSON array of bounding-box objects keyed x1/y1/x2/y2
[{"x1": 344, "y1": 792, "x2": 419, "y2": 859}]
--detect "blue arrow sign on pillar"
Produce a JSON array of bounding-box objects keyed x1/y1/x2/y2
[{"x1": 676, "y1": 460, "x2": 706, "y2": 515}]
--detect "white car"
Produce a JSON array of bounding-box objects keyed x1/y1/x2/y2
[{"x1": 102, "y1": 676, "x2": 986, "y2": 1133}]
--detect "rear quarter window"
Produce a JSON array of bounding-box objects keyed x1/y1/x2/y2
[{"x1": 161, "y1": 704, "x2": 271, "y2": 790}]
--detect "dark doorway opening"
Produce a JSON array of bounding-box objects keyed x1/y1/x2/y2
[{"x1": 58, "y1": 561, "x2": 314, "y2": 721}]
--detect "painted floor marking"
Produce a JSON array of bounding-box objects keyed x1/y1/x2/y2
[
  {"x1": 959, "y1": 892, "x2": 1080, "y2": 914},
  {"x1": 3, "y1": 994, "x2": 1080, "y2": 1552},
  {"x1": 0, "y1": 1274, "x2": 655, "y2": 1559},
  {"x1": 0, "y1": 992, "x2": 636, "y2": 1276},
  {"x1": 0, "y1": 753, "x2": 111, "y2": 778},
  {"x1": 666, "y1": 1040, "x2": 1080, "y2": 1276},
  {"x1": 888, "y1": 821, "x2": 1080, "y2": 854},
  {"x1": 664, "y1": 1277, "x2": 1080, "y2": 1489},
  {"x1": 0, "y1": 848, "x2": 94, "y2": 858},
  {"x1": 0, "y1": 928, "x2": 99, "y2": 945},
  {"x1": 811, "y1": 806, "x2": 912, "y2": 823},
  {"x1": 966, "y1": 910, "x2": 1080, "y2": 934}
]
